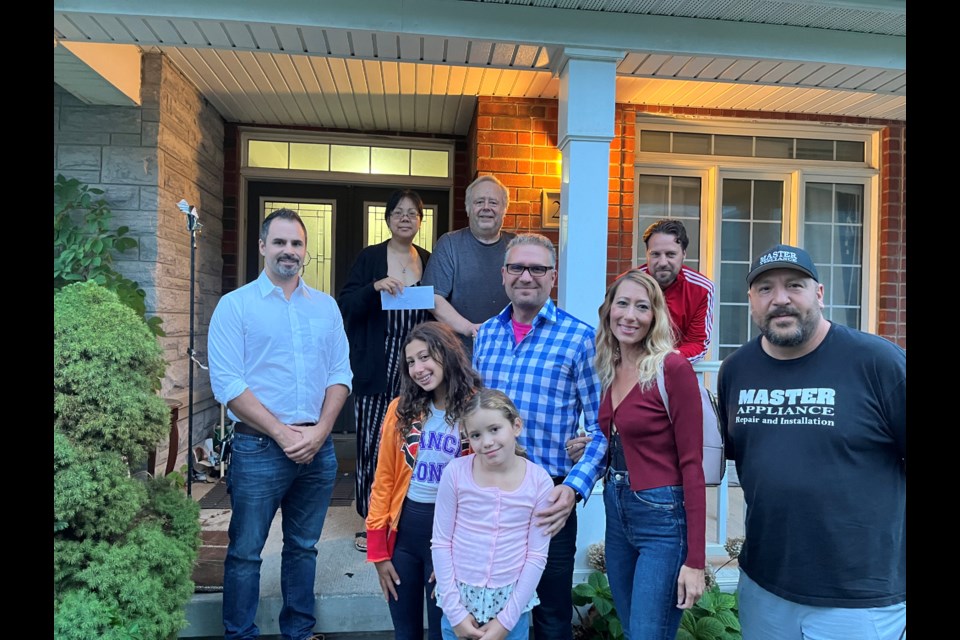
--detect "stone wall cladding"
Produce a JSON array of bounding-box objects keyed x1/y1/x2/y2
[
  {"x1": 54, "y1": 49, "x2": 226, "y2": 474},
  {"x1": 152, "y1": 53, "x2": 225, "y2": 468},
  {"x1": 469, "y1": 97, "x2": 906, "y2": 347}
]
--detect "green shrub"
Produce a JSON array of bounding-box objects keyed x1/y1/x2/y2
[
  {"x1": 54, "y1": 174, "x2": 164, "y2": 336},
  {"x1": 54, "y1": 281, "x2": 169, "y2": 462},
  {"x1": 54, "y1": 282, "x2": 199, "y2": 640},
  {"x1": 676, "y1": 586, "x2": 741, "y2": 640}
]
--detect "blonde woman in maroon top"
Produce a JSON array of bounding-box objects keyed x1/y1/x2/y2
[{"x1": 595, "y1": 269, "x2": 706, "y2": 640}]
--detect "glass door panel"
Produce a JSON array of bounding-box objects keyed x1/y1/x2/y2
[{"x1": 264, "y1": 200, "x2": 335, "y2": 295}]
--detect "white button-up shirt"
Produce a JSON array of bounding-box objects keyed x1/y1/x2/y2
[{"x1": 208, "y1": 270, "x2": 352, "y2": 424}]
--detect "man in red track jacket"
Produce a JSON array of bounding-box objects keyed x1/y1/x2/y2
[{"x1": 638, "y1": 219, "x2": 715, "y2": 363}]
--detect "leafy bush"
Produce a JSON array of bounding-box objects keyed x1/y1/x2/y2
[
  {"x1": 54, "y1": 281, "x2": 169, "y2": 462},
  {"x1": 676, "y1": 587, "x2": 740, "y2": 640},
  {"x1": 54, "y1": 282, "x2": 199, "y2": 640},
  {"x1": 54, "y1": 174, "x2": 164, "y2": 336},
  {"x1": 572, "y1": 570, "x2": 624, "y2": 640}
]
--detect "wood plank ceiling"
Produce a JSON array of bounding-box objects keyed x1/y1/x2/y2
[{"x1": 53, "y1": 0, "x2": 906, "y2": 135}]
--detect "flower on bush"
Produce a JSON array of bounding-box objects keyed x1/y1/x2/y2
[{"x1": 586, "y1": 541, "x2": 606, "y2": 574}]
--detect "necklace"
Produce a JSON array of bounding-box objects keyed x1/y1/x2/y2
[{"x1": 391, "y1": 246, "x2": 416, "y2": 274}]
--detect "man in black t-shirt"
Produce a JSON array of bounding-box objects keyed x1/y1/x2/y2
[{"x1": 717, "y1": 244, "x2": 905, "y2": 640}]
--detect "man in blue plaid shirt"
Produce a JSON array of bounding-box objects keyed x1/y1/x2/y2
[{"x1": 473, "y1": 232, "x2": 607, "y2": 640}]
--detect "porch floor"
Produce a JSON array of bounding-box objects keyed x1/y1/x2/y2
[{"x1": 179, "y1": 442, "x2": 743, "y2": 638}]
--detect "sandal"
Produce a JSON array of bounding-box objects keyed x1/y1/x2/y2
[{"x1": 354, "y1": 531, "x2": 367, "y2": 552}]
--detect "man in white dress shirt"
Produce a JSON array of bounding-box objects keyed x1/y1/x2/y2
[{"x1": 208, "y1": 208, "x2": 352, "y2": 640}]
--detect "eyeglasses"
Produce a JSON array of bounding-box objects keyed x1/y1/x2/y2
[
  {"x1": 504, "y1": 263, "x2": 554, "y2": 277},
  {"x1": 390, "y1": 211, "x2": 420, "y2": 221}
]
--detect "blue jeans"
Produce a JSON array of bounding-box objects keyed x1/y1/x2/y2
[
  {"x1": 222, "y1": 433, "x2": 337, "y2": 640},
  {"x1": 738, "y1": 571, "x2": 907, "y2": 640},
  {"x1": 441, "y1": 610, "x2": 531, "y2": 640},
  {"x1": 532, "y1": 507, "x2": 576, "y2": 640},
  {"x1": 603, "y1": 472, "x2": 687, "y2": 640},
  {"x1": 388, "y1": 498, "x2": 443, "y2": 640}
]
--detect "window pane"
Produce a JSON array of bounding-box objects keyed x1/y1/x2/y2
[
  {"x1": 640, "y1": 130, "x2": 670, "y2": 152},
  {"x1": 756, "y1": 137, "x2": 792, "y2": 159},
  {"x1": 805, "y1": 183, "x2": 834, "y2": 222},
  {"x1": 371, "y1": 147, "x2": 410, "y2": 175},
  {"x1": 721, "y1": 179, "x2": 751, "y2": 220},
  {"x1": 714, "y1": 135, "x2": 753, "y2": 157},
  {"x1": 719, "y1": 263, "x2": 749, "y2": 302},
  {"x1": 672, "y1": 177, "x2": 701, "y2": 219},
  {"x1": 249, "y1": 140, "x2": 289, "y2": 169},
  {"x1": 825, "y1": 305, "x2": 860, "y2": 329},
  {"x1": 836, "y1": 140, "x2": 864, "y2": 162},
  {"x1": 830, "y1": 266, "x2": 862, "y2": 306},
  {"x1": 637, "y1": 174, "x2": 669, "y2": 219},
  {"x1": 804, "y1": 224, "x2": 833, "y2": 264},
  {"x1": 836, "y1": 184, "x2": 863, "y2": 225},
  {"x1": 796, "y1": 138, "x2": 834, "y2": 161},
  {"x1": 289, "y1": 143, "x2": 329, "y2": 171},
  {"x1": 753, "y1": 180, "x2": 783, "y2": 221},
  {"x1": 719, "y1": 304, "x2": 750, "y2": 350},
  {"x1": 636, "y1": 174, "x2": 702, "y2": 266},
  {"x1": 673, "y1": 133, "x2": 711, "y2": 155},
  {"x1": 721, "y1": 220, "x2": 750, "y2": 262},
  {"x1": 752, "y1": 222, "x2": 781, "y2": 255},
  {"x1": 330, "y1": 144, "x2": 370, "y2": 173},
  {"x1": 411, "y1": 149, "x2": 449, "y2": 178}
]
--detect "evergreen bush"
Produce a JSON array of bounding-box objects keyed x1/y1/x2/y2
[{"x1": 54, "y1": 282, "x2": 200, "y2": 640}]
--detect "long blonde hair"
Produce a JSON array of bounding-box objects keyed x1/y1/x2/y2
[{"x1": 595, "y1": 270, "x2": 676, "y2": 391}]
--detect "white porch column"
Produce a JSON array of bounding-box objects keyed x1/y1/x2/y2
[
  {"x1": 556, "y1": 47, "x2": 622, "y2": 323},
  {"x1": 555, "y1": 47, "x2": 624, "y2": 583}
]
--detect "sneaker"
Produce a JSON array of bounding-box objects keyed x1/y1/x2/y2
[{"x1": 354, "y1": 531, "x2": 367, "y2": 552}]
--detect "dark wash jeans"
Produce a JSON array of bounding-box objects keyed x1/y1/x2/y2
[
  {"x1": 222, "y1": 434, "x2": 337, "y2": 640},
  {"x1": 603, "y1": 471, "x2": 687, "y2": 640},
  {"x1": 532, "y1": 507, "x2": 577, "y2": 640},
  {"x1": 388, "y1": 498, "x2": 443, "y2": 640}
]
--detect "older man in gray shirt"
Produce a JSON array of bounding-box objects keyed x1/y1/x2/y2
[{"x1": 422, "y1": 175, "x2": 515, "y2": 355}]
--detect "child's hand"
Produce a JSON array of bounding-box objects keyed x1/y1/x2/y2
[
  {"x1": 477, "y1": 617, "x2": 509, "y2": 640},
  {"x1": 453, "y1": 614, "x2": 484, "y2": 639},
  {"x1": 374, "y1": 559, "x2": 401, "y2": 602}
]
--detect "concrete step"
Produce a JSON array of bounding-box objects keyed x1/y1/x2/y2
[{"x1": 181, "y1": 504, "x2": 395, "y2": 637}]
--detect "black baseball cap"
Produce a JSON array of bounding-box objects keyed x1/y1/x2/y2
[{"x1": 746, "y1": 244, "x2": 819, "y2": 286}]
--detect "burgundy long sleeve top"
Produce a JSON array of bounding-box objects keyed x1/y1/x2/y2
[{"x1": 598, "y1": 352, "x2": 706, "y2": 568}]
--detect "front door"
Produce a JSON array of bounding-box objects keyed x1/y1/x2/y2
[{"x1": 245, "y1": 181, "x2": 450, "y2": 434}]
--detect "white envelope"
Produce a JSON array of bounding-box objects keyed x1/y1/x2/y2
[{"x1": 380, "y1": 285, "x2": 436, "y2": 310}]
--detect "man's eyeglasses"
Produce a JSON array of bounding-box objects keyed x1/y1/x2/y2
[
  {"x1": 390, "y1": 211, "x2": 420, "y2": 221},
  {"x1": 504, "y1": 263, "x2": 554, "y2": 277}
]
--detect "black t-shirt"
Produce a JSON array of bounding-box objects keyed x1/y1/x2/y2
[{"x1": 717, "y1": 323, "x2": 906, "y2": 607}]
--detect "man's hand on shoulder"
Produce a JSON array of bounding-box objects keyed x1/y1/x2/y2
[{"x1": 534, "y1": 484, "x2": 577, "y2": 536}]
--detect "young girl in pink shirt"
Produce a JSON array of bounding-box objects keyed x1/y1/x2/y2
[{"x1": 431, "y1": 389, "x2": 555, "y2": 640}]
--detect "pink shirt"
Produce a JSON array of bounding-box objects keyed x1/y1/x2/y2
[{"x1": 431, "y1": 454, "x2": 554, "y2": 630}]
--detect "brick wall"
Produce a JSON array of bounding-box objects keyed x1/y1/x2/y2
[
  {"x1": 469, "y1": 97, "x2": 906, "y2": 346},
  {"x1": 54, "y1": 50, "x2": 225, "y2": 473}
]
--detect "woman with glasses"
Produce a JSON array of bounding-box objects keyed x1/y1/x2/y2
[
  {"x1": 338, "y1": 189, "x2": 432, "y2": 552},
  {"x1": 594, "y1": 269, "x2": 706, "y2": 640}
]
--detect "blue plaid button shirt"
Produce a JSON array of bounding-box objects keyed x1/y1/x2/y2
[{"x1": 473, "y1": 298, "x2": 608, "y2": 502}]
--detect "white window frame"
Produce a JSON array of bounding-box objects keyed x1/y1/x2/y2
[{"x1": 634, "y1": 116, "x2": 881, "y2": 335}]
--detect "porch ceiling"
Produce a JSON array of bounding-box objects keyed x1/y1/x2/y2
[{"x1": 53, "y1": 0, "x2": 906, "y2": 135}]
